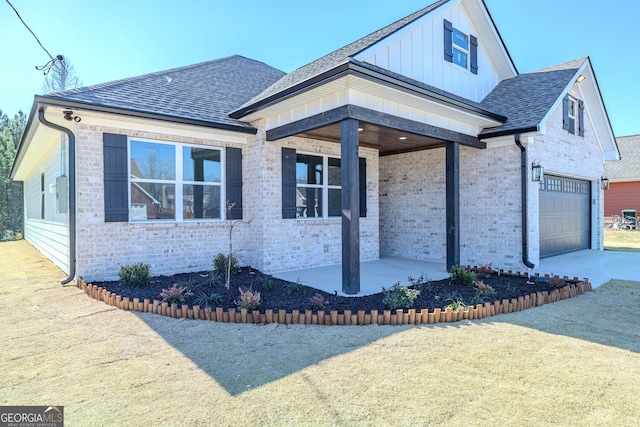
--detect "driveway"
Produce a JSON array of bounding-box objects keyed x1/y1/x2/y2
[{"x1": 1, "y1": 240, "x2": 639, "y2": 426}]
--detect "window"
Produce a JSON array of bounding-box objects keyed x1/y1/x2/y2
[
  {"x1": 452, "y1": 28, "x2": 469, "y2": 68},
  {"x1": 295, "y1": 153, "x2": 341, "y2": 218},
  {"x1": 129, "y1": 139, "x2": 222, "y2": 221},
  {"x1": 444, "y1": 19, "x2": 478, "y2": 74},
  {"x1": 563, "y1": 95, "x2": 585, "y2": 136}
]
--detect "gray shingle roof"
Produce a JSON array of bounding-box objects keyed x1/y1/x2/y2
[
  {"x1": 231, "y1": 0, "x2": 451, "y2": 115},
  {"x1": 42, "y1": 55, "x2": 285, "y2": 130},
  {"x1": 479, "y1": 58, "x2": 586, "y2": 137},
  {"x1": 605, "y1": 135, "x2": 640, "y2": 180}
]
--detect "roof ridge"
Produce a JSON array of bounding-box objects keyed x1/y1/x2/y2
[{"x1": 528, "y1": 57, "x2": 588, "y2": 74}]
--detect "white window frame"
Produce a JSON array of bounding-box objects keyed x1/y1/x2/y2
[
  {"x1": 295, "y1": 152, "x2": 341, "y2": 219},
  {"x1": 452, "y1": 27, "x2": 469, "y2": 70},
  {"x1": 127, "y1": 138, "x2": 224, "y2": 222}
]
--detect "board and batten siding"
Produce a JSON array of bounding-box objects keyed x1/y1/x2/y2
[
  {"x1": 354, "y1": 2, "x2": 500, "y2": 103},
  {"x1": 22, "y1": 141, "x2": 69, "y2": 274}
]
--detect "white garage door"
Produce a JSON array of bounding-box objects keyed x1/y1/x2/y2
[{"x1": 539, "y1": 175, "x2": 591, "y2": 258}]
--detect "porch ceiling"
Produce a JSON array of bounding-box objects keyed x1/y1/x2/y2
[{"x1": 298, "y1": 121, "x2": 445, "y2": 156}]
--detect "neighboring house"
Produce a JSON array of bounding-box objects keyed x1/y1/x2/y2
[
  {"x1": 604, "y1": 135, "x2": 640, "y2": 218},
  {"x1": 11, "y1": 0, "x2": 619, "y2": 294}
]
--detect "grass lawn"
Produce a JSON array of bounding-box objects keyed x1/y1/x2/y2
[{"x1": 604, "y1": 227, "x2": 640, "y2": 251}]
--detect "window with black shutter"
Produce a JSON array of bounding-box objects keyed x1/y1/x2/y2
[{"x1": 103, "y1": 133, "x2": 129, "y2": 222}]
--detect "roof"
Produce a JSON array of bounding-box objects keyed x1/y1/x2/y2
[
  {"x1": 40, "y1": 55, "x2": 285, "y2": 131},
  {"x1": 230, "y1": 0, "x2": 451, "y2": 117},
  {"x1": 605, "y1": 135, "x2": 640, "y2": 181},
  {"x1": 479, "y1": 57, "x2": 587, "y2": 137}
]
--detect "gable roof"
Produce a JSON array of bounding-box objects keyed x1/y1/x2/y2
[
  {"x1": 40, "y1": 55, "x2": 285, "y2": 132},
  {"x1": 605, "y1": 135, "x2": 640, "y2": 181},
  {"x1": 479, "y1": 58, "x2": 587, "y2": 138}
]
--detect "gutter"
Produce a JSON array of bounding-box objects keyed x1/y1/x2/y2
[
  {"x1": 37, "y1": 108, "x2": 77, "y2": 285},
  {"x1": 514, "y1": 133, "x2": 535, "y2": 269}
]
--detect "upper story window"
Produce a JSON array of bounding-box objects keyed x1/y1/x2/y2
[
  {"x1": 563, "y1": 95, "x2": 585, "y2": 137},
  {"x1": 129, "y1": 139, "x2": 222, "y2": 221},
  {"x1": 444, "y1": 19, "x2": 478, "y2": 74},
  {"x1": 295, "y1": 153, "x2": 341, "y2": 218}
]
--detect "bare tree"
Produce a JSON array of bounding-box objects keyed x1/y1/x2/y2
[{"x1": 41, "y1": 55, "x2": 82, "y2": 93}]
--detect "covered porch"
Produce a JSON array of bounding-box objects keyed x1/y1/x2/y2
[{"x1": 272, "y1": 256, "x2": 449, "y2": 297}]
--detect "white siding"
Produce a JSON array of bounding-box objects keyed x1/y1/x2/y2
[
  {"x1": 355, "y1": 2, "x2": 501, "y2": 102},
  {"x1": 22, "y1": 140, "x2": 69, "y2": 274}
]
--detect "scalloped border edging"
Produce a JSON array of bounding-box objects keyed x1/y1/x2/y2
[{"x1": 77, "y1": 271, "x2": 592, "y2": 326}]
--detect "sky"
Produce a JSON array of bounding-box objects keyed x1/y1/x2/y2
[{"x1": 1, "y1": 0, "x2": 639, "y2": 136}]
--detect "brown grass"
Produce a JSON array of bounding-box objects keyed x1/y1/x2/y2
[
  {"x1": 2, "y1": 240, "x2": 639, "y2": 426},
  {"x1": 604, "y1": 227, "x2": 640, "y2": 251}
]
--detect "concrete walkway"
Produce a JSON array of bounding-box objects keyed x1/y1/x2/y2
[{"x1": 273, "y1": 250, "x2": 640, "y2": 295}]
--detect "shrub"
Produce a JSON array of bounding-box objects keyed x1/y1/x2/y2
[
  {"x1": 469, "y1": 293, "x2": 486, "y2": 306},
  {"x1": 449, "y1": 265, "x2": 477, "y2": 287},
  {"x1": 213, "y1": 253, "x2": 240, "y2": 275},
  {"x1": 474, "y1": 280, "x2": 496, "y2": 296},
  {"x1": 444, "y1": 297, "x2": 468, "y2": 311},
  {"x1": 382, "y1": 282, "x2": 420, "y2": 310},
  {"x1": 548, "y1": 276, "x2": 566, "y2": 289},
  {"x1": 159, "y1": 285, "x2": 193, "y2": 304},
  {"x1": 193, "y1": 292, "x2": 223, "y2": 308},
  {"x1": 309, "y1": 293, "x2": 330, "y2": 310},
  {"x1": 252, "y1": 274, "x2": 273, "y2": 291},
  {"x1": 205, "y1": 273, "x2": 225, "y2": 288},
  {"x1": 235, "y1": 287, "x2": 261, "y2": 310},
  {"x1": 475, "y1": 263, "x2": 494, "y2": 279},
  {"x1": 407, "y1": 273, "x2": 432, "y2": 293},
  {"x1": 285, "y1": 278, "x2": 302, "y2": 295},
  {"x1": 118, "y1": 263, "x2": 151, "y2": 287}
]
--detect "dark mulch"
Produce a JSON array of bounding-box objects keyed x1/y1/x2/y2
[{"x1": 92, "y1": 266, "x2": 568, "y2": 314}]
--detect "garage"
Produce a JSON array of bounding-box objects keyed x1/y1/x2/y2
[{"x1": 539, "y1": 175, "x2": 591, "y2": 258}]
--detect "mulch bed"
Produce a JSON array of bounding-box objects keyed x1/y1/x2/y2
[{"x1": 92, "y1": 266, "x2": 569, "y2": 314}]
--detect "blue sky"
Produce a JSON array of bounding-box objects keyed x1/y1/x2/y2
[{"x1": 1, "y1": 0, "x2": 638, "y2": 136}]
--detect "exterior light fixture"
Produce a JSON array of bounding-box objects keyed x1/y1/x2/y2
[
  {"x1": 398, "y1": 136, "x2": 407, "y2": 140},
  {"x1": 358, "y1": 127, "x2": 363, "y2": 132},
  {"x1": 575, "y1": 74, "x2": 586, "y2": 83},
  {"x1": 532, "y1": 160, "x2": 544, "y2": 182},
  {"x1": 601, "y1": 177, "x2": 610, "y2": 190}
]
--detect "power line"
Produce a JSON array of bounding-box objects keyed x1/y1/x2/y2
[{"x1": 4, "y1": 0, "x2": 65, "y2": 75}]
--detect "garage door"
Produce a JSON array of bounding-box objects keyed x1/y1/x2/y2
[{"x1": 539, "y1": 175, "x2": 591, "y2": 258}]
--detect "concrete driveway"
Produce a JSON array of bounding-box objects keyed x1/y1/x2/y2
[{"x1": 1, "y1": 240, "x2": 639, "y2": 426}]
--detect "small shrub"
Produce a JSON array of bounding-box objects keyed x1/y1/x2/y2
[
  {"x1": 469, "y1": 293, "x2": 486, "y2": 306},
  {"x1": 193, "y1": 292, "x2": 223, "y2": 308},
  {"x1": 119, "y1": 263, "x2": 151, "y2": 287},
  {"x1": 179, "y1": 277, "x2": 197, "y2": 292},
  {"x1": 159, "y1": 285, "x2": 193, "y2": 304},
  {"x1": 438, "y1": 290, "x2": 462, "y2": 302},
  {"x1": 285, "y1": 278, "x2": 302, "y2": 295},
  {"x1": 309, "y1": 293, "x2": 330, "y2": 310},
  {"x1": 475, "y1": 263, "x2": 494, "y2": 279},
  {"x1": 444, "y1": 297, "x2": 468, "y2": 311},
  {"x1": 205, "y1": 273, "x2": 225, "y2": 288},
  {"x1": 213, "y1": 253, "x2": 240, "y2": 275},
  {"x1": 236, "y1": 287, "x2": 261, "y2": 310},
  {"x1": 407, "y1": 273, "x2": 432, "y2": 293},
  {"x1": 382, "y1": 282, "x2": 420, "y2": 310},
  {"x1": 548, "y1": 276, "x2": 566, "y2": 289},
  {"x1": 252, "y1": 274, "x2": 273, "y2": 291},
  {"x1": 474, "y1": 280, "x2": 496, "y2": 296},
  {"x1": 449, "y1": 265, "x2": 477, "y2": 287}
]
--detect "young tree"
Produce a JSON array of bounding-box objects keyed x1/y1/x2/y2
[
  {"x1": 41, "y1": 55, "x2": 82, "y2": 93},
  {"x1": 0, "y1": 110, "x2": 26, "y2": 235}
]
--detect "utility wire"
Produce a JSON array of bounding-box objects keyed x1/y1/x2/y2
[{"x1": 4, "y1": 0, "x2": 65, "y2": 75}]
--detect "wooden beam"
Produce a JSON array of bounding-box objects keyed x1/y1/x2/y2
[
  {"x1": 446, "y1": 142, "x2": 460, "y2": 270},
  {"x1": 266, "y1": 104, "x2": 484, "y2": 149},
  {"x1": 341, "y1": 118, "x2": 360, "y2": 294}
]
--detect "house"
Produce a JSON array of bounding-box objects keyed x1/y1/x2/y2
[
  {"x1": 604, "y1": 135, "x2": 640, "y2": 218},
  {"x1": 10, "y1": 0, "x2": 619, "y2": 294}
]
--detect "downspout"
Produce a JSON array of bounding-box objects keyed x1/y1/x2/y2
[
  {"x1": 38, "y1": 108, "x2": 76, "y2": 285},
  {"x1": 514, "y1": 133, "x2": 535, "y2": 269}
]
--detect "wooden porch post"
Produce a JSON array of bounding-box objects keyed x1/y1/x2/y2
[
  {"x1": 446, "y1": 141, "x2": 460, "y2": 270},
  {"x1": 341, "y1": 118, "x2": 360, "y2": 294}
]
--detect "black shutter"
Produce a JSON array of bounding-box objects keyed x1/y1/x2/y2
[
  {"x1": 103, "y1": 133, "x2": 129, "y2": 222},
  {"x1": 359, "y1": 157, "x2": 367, "y2": 218},
  {"x1": 578, "y1": 100, "x2": 585, "y2": 137},
  {"x1": 225, "y1": 147, "x2": 243, "y2": 220},
  {"x1": 562, "y1": 95, "x2": 570, "y2": 131},
  {"x1": 444, "y1": 19, "x2": 453, "y2": 63},
  {"x1": 282, "y1": 148, "x2": 297, "y2": 219},
  {"x1": 470, "y1": 35, "x2": 478, "y2": 74}
]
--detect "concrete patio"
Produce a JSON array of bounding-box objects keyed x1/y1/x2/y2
[{"x1": 272, "y1": 250, "x2": 640, "y2": 296}]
